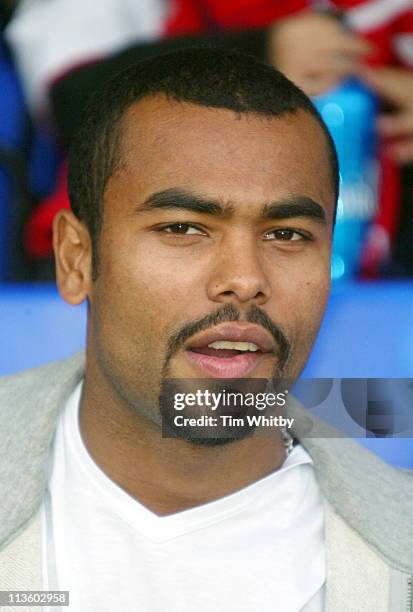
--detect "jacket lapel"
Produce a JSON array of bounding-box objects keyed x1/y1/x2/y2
[
  {"x1": 0, "y1": 508, "x2": 42, "y2": 604},
  {"x1": 324, "y1": 502, "x2": 391, "y2": 611},
  {"x1": 0, "y1": 353, "x2": 85, "y2": 553}
]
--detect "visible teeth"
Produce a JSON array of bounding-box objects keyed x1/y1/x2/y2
[{"x1": 207, "y1": 341, "x2": 259, "y2": 351}]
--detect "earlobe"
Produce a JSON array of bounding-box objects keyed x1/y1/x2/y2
[{"x1": 53, "y1": 209, "x2": 93, "y2": 305}]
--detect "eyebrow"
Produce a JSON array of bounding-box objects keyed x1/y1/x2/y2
[
  {"x1": 261, "y1": 198, "x2": 326, "y2": 224},
  {"x1": 135, "y1": 187, "x2": 327, "y2": 224}
]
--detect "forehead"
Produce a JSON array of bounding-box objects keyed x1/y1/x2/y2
[{"x1": 110, "y1": 95, "x2": 335, "y2": 221}]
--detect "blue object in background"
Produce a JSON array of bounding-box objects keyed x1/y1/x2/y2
[
  {"x1": 0, "y1": 40, "x2": 26, "y2": 147},
  {"x1": 0, "y1": 281, "x2": 412, "y2": 468},
  {"x1": 0, "y1": 38, "x2": 26, "y2": 281},
  {"x1": 0, "y1": 37, "x2": 60, "y2": 281},
  {"x1": 313, "y1": 79, "x2": 379, "y2": 281},
  {"x1": 302, "y1": 281, "x2": 413, "y2": 378},
  {"x1": 0, "y1": 283, "x2": 86, "y2": 373}
]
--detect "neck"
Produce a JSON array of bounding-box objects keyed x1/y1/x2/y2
[{"x1": 79, "y1": 369, "x2": 288, "y2": 516}]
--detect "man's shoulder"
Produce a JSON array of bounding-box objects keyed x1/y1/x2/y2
[
  {"x1": 303, "y1": 434, "x2": 413, "y2": 573},
  {"x1": 0, "y1": 352, "x2": 86, "y2": 400},
  {"x1": 0, "y1": 351, "x2": 86, "y2": 549},
  {"x1": 0, "y1": 351, "x2": 86, "y2": 446}
]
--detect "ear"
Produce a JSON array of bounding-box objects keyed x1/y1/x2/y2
[{"x1": 53, "y1": 209, "x2": 93, "y2": 305}]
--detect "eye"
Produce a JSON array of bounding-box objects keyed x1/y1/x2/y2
[
  {"x1": 263, "y1": 228, "x2": 310, "y2": 242},
  {"x1": 160, "y1": 223, "x2": 205, "y2": 235}
]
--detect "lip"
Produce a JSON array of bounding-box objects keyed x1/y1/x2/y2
[
  {"x1": 186, "y1": 322, "x2": 275, "y2": 353},
  {"x1": 184, "y1": 322, "x2": 276, "y2": 378},
  {"x1": 185, "y1": 349, "x2": 266, "y2": 378}
]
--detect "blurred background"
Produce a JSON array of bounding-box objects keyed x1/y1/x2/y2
[{"x1": 1, "y1": 0, "x2": 412, "y2": 465}]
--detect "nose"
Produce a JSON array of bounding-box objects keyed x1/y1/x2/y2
[{"x1": 206, "y1": 233, "x2": 272, "y2": 306}]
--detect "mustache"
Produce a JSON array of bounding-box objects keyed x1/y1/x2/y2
[{"x1": 163, "y1": 303, "x2": 290, "y2": 372}]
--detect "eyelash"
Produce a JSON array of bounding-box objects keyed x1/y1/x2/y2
[
  {"x1": 157, "y1": 223, "x2": 312, "y2": 242},
  {"x1": 159, "y1": 223, "x2": 206, "y2": 236},
  {"x1": 263, "y1": 229, "x2": 312, "y2": 242}
]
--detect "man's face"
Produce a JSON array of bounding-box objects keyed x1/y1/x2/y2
[{"x1": 87, "y1": 95, "x2": 334, "y2": 423}]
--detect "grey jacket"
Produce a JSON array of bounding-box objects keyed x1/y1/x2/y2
[{"x1": 0, "y1": 352, "x2": 413, "y2": 611}]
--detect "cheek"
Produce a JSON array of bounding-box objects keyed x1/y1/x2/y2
[
  {"x1": 272, "y1": 263, "x2": 330, "y2": 348},
  {"x1": 120, "y1": 241, "x2": 205, "y2": 318},
  {"x1": 292, "y1": 276, "x2": 330, "y2": 353},
  {"x1": 93, "y1": 233, "x2": 206, "y2": 356}
]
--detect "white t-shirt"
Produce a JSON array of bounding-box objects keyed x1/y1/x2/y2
[{"x1": 41, "y1": 382, "x2": 325, "y2": 611}]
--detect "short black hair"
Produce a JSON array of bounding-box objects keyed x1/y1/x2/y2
[{"x1": 68, "y1": 47, "x2": 339, "y2": 279}]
